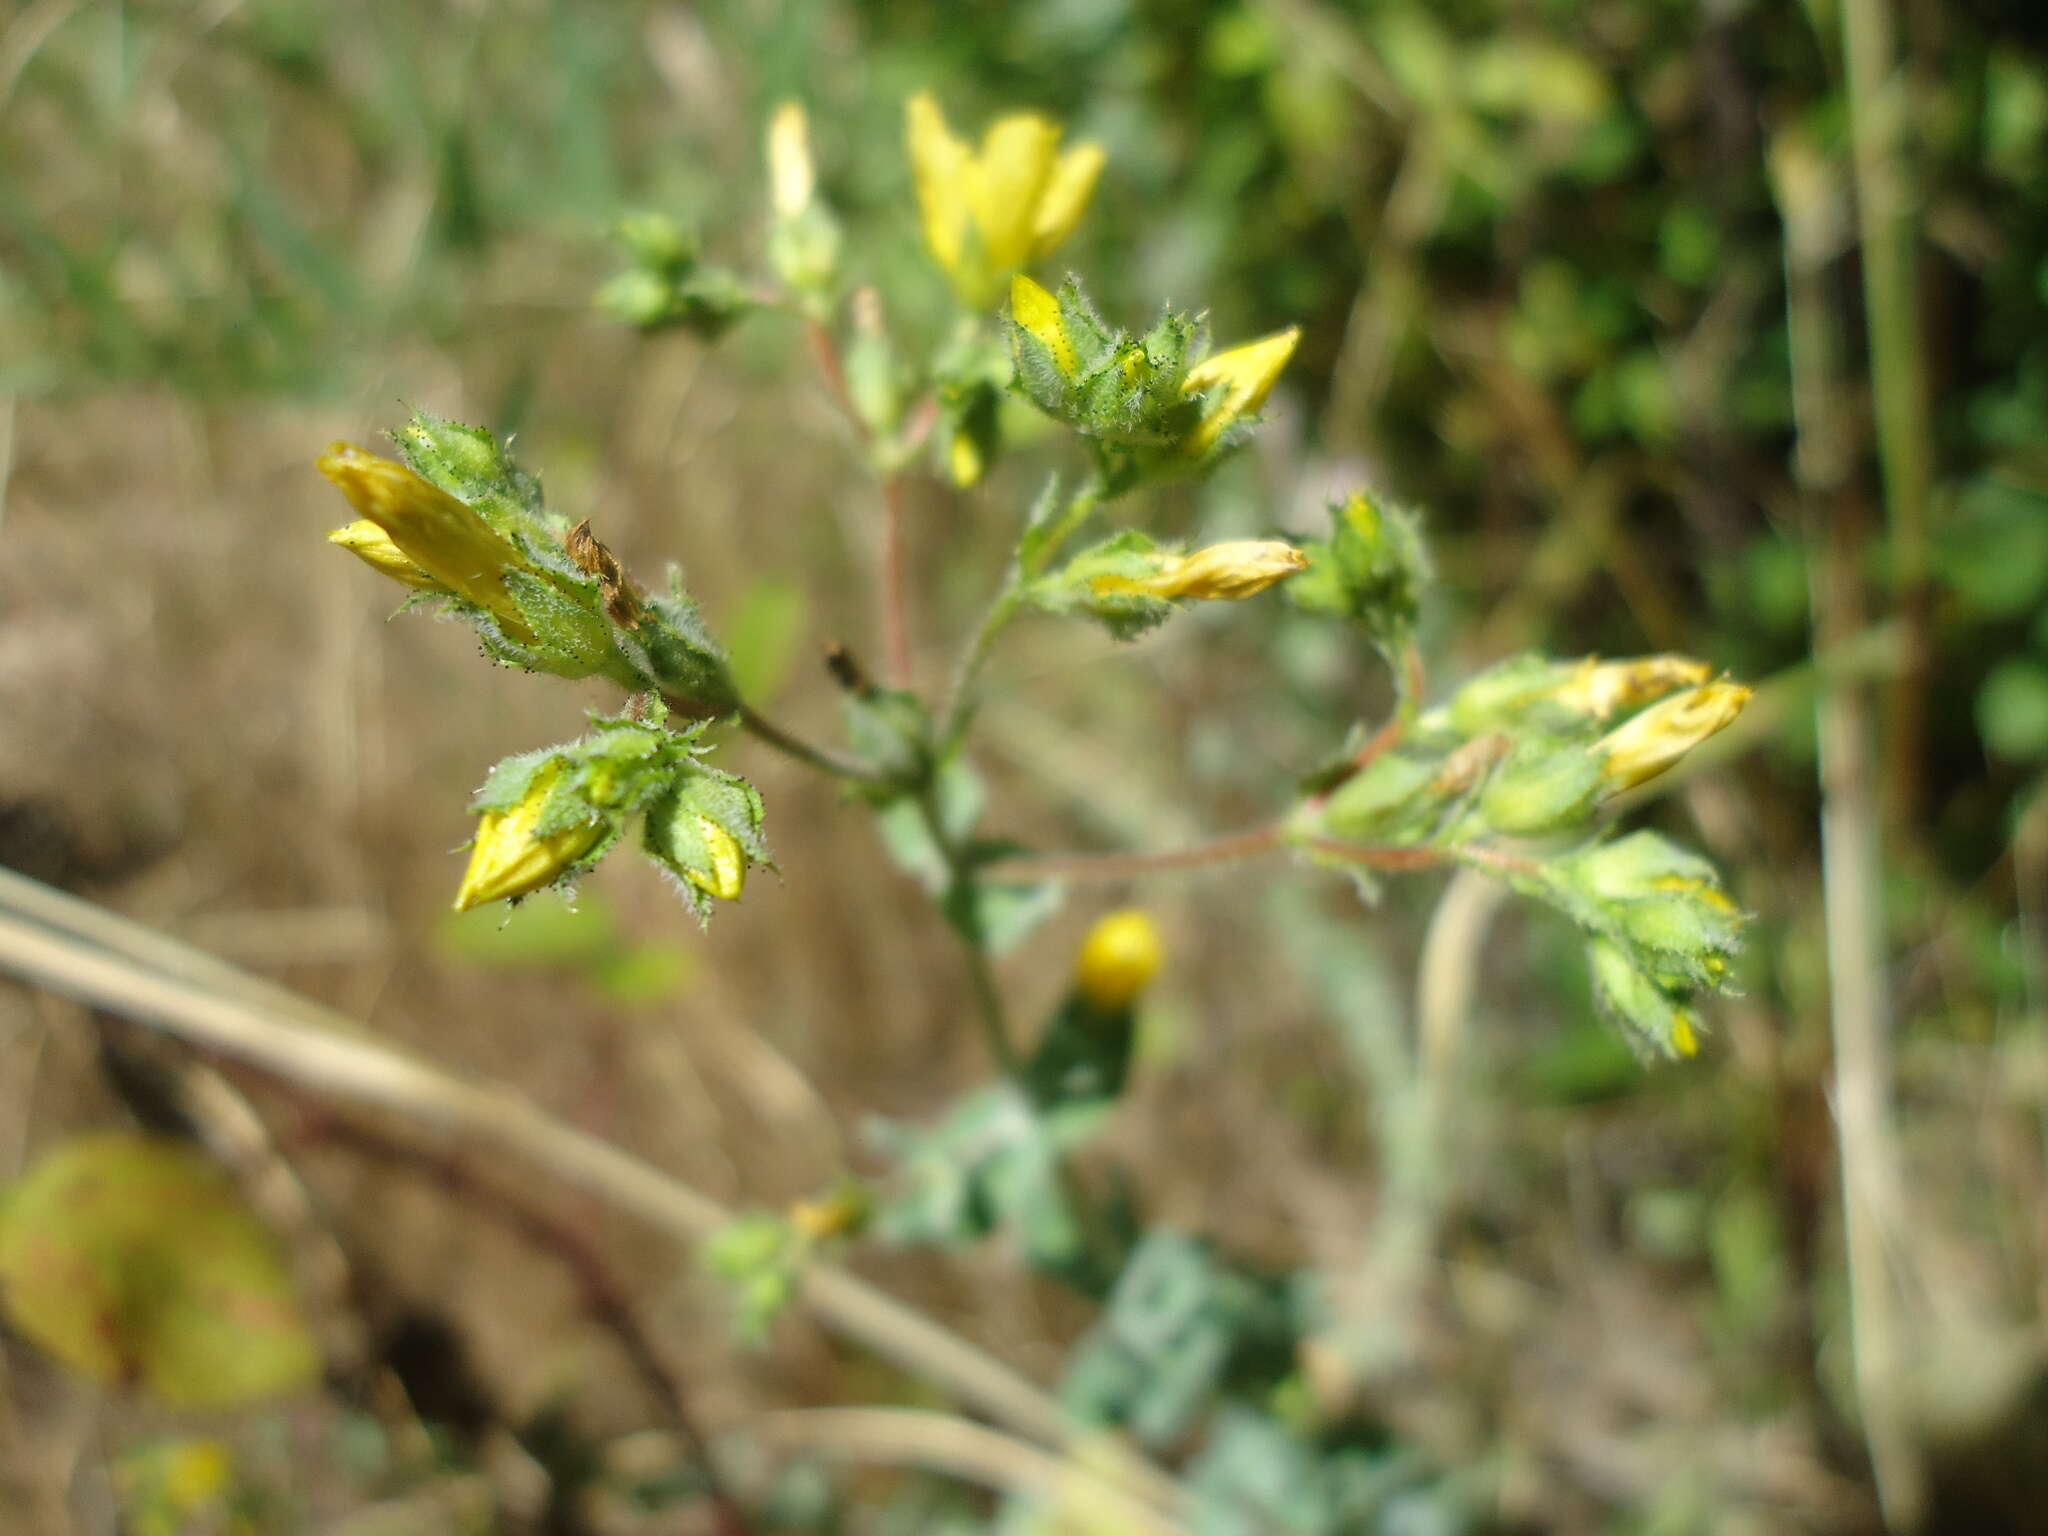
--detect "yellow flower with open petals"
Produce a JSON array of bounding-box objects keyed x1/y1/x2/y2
[
  {"x1": 907, "y1": 92, "x2": 1104, "y2": 308},
  {"x1": 1092, "y1": 539, "x2": 1308, "y2": 602},
  {"x1": 1180, "y1": 329, "x2": 1301, "y2": 455}
]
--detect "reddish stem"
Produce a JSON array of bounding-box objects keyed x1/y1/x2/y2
[{"x1": 988, "y1": 825, "x2": 1284, "y2": 884}]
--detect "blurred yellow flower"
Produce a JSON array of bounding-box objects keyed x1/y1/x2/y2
[
  {"x1": 1092, "y1": 539, "x2": 1308, "y2": 601},
  {"x1": 1551, "y1": 655, "x2": 1714, "y2": 719},
  {"x1": 907, "y1": 92, "x2": 1104, "y2": 307},
  {"x1": 767, "y1": 101, "x2": 816, "y2": 219},
  {"x1": 1180, "y1": 328, "x2": 1300, "y2": 455},
  {"x1": 1075, "y1": 909, "x2": 1163, "y2": 1012},
  {"x1": 452, "y1": 762, "x2": 605, "y2": 912},
  {"x1": 1596, "y1": 680, "x2": 1752, "y2": 793},
  {"x1": 318, "y1": 444, "x2": 535, "y2": 641}
]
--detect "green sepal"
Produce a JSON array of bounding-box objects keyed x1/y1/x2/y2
[
  {"x1": 392, "y1": 406, "x2": 547, "y2": 537},
  {"x1": 612, "y1": 585, "x2": 741, "y2": 719},
  {"x1": 1474, "y1": 734, "x2": 1605, "y2": 835},
  {"x1": 1008, "y1": 277, "x2": 1207, "y2": 454},
  {"x1": 642, "y1": 764, "x2": 771, "y2": 922},
  {"x1": 766, "y1": 202, "x2": 842, "y2": 309},
  {"x1": 701, "y1": 1212, "x2": 803, "y2": 1346},
  {"x1": 1287, "y1": 490, "x2": 1433, "y2": 662},
  {"x1": 1023, "y1": 529, "x2": 1176, "y2": 640}
]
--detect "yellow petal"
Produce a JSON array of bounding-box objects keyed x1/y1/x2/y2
[
  {"x1": 1671, "y1": 1012, "x2": 1699, "y2": 1058},
  {"x1": 767, "y1": 101, "x2": 815, "y2": 219},
  {"x1": 1010, "y1": 273, "x2": 1079, "y2": 379},
  {"x1": 452, "y1": 763, "x2": 605, "y2": 912},
  {"x1": 1031, "y1": 140, "x2": 1105, "y2": 259},
  {"x1": 968, "y1": 112, "x2": 1062, "y2": 289},
  {"x1": 326, "y1": 520, "x2": 441, "y2": 590},
  {"x1": 1180, "y1": 327, "x2": 1301, "y2": 454},
  {"x1": 1093, "y1": 539, "x2": 1308, "y2": 601},
  {"x1": 683, "y1": 814, "x2": 747, "y2": 901},
  {"x1": 1551, "y1": 655, "x2": 1714, "y2": 719},
  {"x1": 906, "y1": 92, "x2": 972, "y2": 279},
  {"x1": 1075, "y1": 909, "x2": 1163, "y2": 1012},
  {"x1": 317, "y1": 444, "x2": 534, "y2": 640},
  {"x1": 1595, "y1": 680, "x2": 1752, "y2": 794}
]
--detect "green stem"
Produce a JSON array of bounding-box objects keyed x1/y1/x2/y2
[
  {"x1": 938, "y1": 479, "x2": 1107, "y2": 743},
  {"x1": 734, "y1": 702, "x2": 884, "y2": 785},
  {"x1": 915, "y1": 788, "x2": 1024, "y2": 1078}
]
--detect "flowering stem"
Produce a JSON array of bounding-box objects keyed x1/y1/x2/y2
[
  {"x1": 916, "y1": 790, "x2": 1024, "y2": 1077},
  {"x1": 938, "y1": 479, "x2": 1105, "y2": 743},
  {"x1": 881, "y1": 475, "x2": 915, "y2": 687},
  {"x1": 734, "y1": 702, "x2": 885, "y2": 785},
  {"x1": 987, "y1": 825, "x2": 1284, "y2": 884}
]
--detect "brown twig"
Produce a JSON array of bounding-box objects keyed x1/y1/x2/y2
[
  {"x1": 290, "y1": 1114, "x2": 752, "y2": 1533},
  {"x1": 0, "y1": 871, "x2": 1116, "y2": 1462}
]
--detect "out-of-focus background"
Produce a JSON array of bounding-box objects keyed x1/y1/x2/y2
[{"x1": 2, "y1": 0, "x2": 2045, "y2": 1531}]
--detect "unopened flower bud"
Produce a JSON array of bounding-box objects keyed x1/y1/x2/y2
[
  {"x1": 1551, "y1": 655, "x2": 1714, "y2": 720},
  {"x1": 684, "y1": 814, "x2": 747, "y2": 902},
  {"x1": 1092, "y1": 539, "x2": 1307, "y2": 602},
  {"x1": 317, "y1": 444, "x2": 536, "y2": 641},
  {"x1": 326, "y1": 520, "x2": 440, "y2": 590},
  {"x1": 1074, "y1": 909, "x2": 1163, "y2": 1012},
  {"x1": 767, "y1": 102, "x2": 816, "y2": 219},
  {"x1": 1595, "y1": 680, "x2": 1751, "y2": 793},
  {"x1": 1011, "y1": 274, "x2": 1080, "y2": 380},
  {"x1": 1180, "y1": 328, "x2": 1299, "y2": 455},
  {"x1": 453, "y1": 762, "x2": 605, "y2": 912}
]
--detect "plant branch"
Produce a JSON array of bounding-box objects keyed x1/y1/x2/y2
[
  {"x1": 733, "y1": 701, "x2": 883, "y2": 785},
  {"x1": 987, "y1": 825, "x2": 1284, "y2": 884},
  {"x1": 288, "y1": 1112, "x2": 751, "y2": 1533},
  {"x1": 880, "y1": 474, "x2": 915, "y2": 687},
  {"x1": 0, "y1": 869, "x2": 1107, "y2": 1460}
]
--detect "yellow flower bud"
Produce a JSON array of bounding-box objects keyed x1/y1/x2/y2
[
  {"x1": 907, "y1": 92, "x2": 1104, "y2": 308},
  {"x1": 684, "y1": 814, "x2": 747, "y2": 902},
  {"x1": 326, "y1": 520, "x2": 441, "y2": 590},
  {"x1": 1670, "y1": 1012, "x2": 1699, "y2": 1058},
  {"x1": 1550, "y1": 655, "x2": 1714, "y2": 720},
  {"x1": 1180, "y1": 327, "x2": 1300, "y2": 454},
  {"x1": 317, "y1": 444, "x2": 536, "y2": 642},
  {"x1": 452, "y1": 763, "x2": 606, "y2": 912},
  {"x1": 1075, "y1": 909, "x2": 1163, "y2": 1012},
  {"x1": 1091, "y1": 539, "x2": 1308, "y2": 601},
  {"x1": 767, "y1": 101, "x2": 816, "y2": 219},
  {"x1": 1011, "y1": 273, "x2": 1079, "y2": 379},
  {"x1": 788, "y1": 1184, "x2": 870, "y2": 1242},
  {"x1": 1595, "y1": 680, "x2": 1752, "y2": 793}
]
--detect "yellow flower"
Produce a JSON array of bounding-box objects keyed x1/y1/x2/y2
[
  {"x1": 317, "y1": 444, "x2": 535, "y2": 641},
  {"x1": 1075, "y1": 909, "x2": 1163, "y2": 1012},
  {"x1": 1180, "y1": 328, "x2": 1301, "y2": 455},
  {"x1": 326, "y1": 520, "x2": 441, "y2": 590},
  {"x1": 1550, "y1": 655, "x2": 1714, "y2": 720},
  {"x1": 1595, "y1": 680, "x2": 1752, "y2": 793},
  {"x1": 907, "y1": 92, "x2": 1104, "y2": 307},
  {"x1": 1010, "y1": 274, "x2": 1080, "y2": 379},
  {"x1": 767, "y1": 101, "x2": 816, "y2": 219},
  {"x1": 684, "y1": 814, "x2": 747, "y2": 901},
  {"x1": 1091, "y1": 539, "x2": 1308, "y2": 601},
  {"x1": 452, "y1": 762, "x2": 606, "y2": 912}
]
